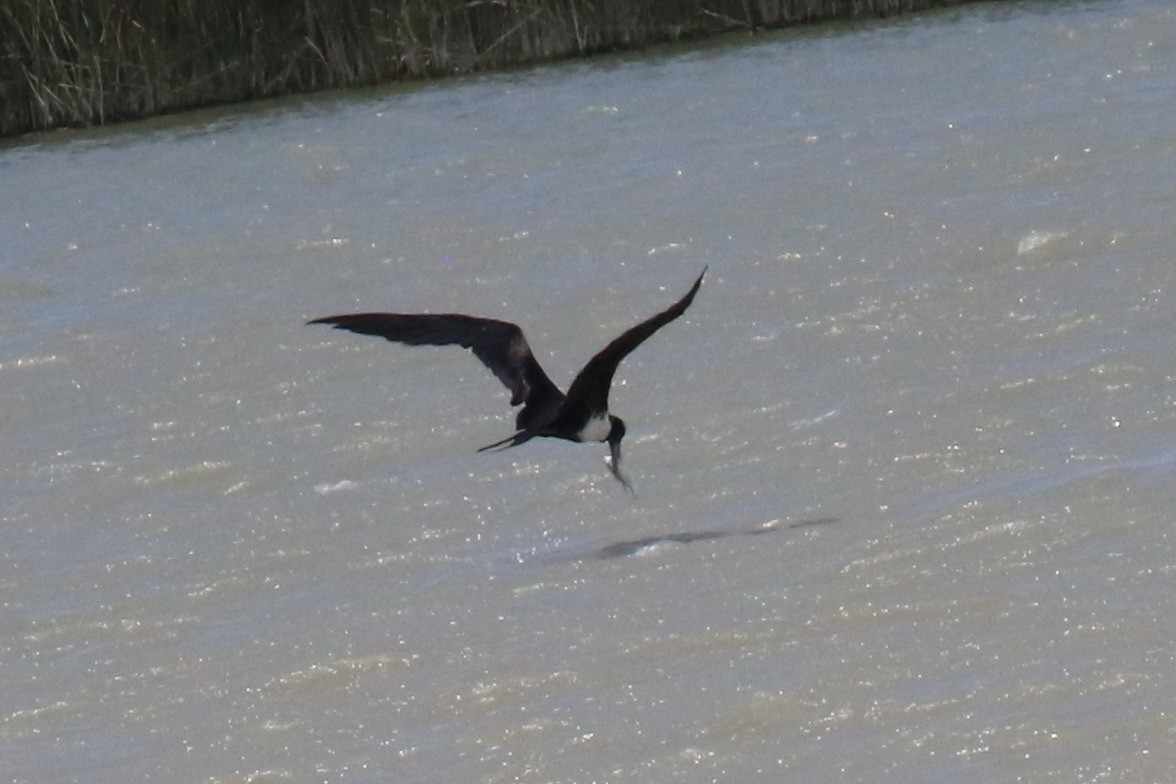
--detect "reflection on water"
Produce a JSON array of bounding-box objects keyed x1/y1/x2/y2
[
  {"x1": 4, "y1": 1, "x2": 1176, "y2": 782},
  {"x1": 593, "y1": 516, "x2": 839, "y2": 559}
]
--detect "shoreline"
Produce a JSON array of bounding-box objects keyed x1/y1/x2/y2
[{"x1": 1, "y1": 0, "x2": 989, "y2": 140}]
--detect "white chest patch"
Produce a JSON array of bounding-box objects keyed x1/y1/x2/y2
[{"x1": 577, "y1": 414, "x2": 612, "y2": 443}]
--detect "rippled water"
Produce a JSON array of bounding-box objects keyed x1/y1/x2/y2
[{"x1": 4, "y1": 1, "x2": 1176, "y2": 781}]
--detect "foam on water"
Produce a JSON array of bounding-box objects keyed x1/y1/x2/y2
[{"x1": 1016, "y1": 229, "x2": 1068, "y2": 255}]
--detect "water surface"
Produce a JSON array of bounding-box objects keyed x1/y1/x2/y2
[{"x1": 3, "y1": 1, "x2": 1175, "y2": 781}]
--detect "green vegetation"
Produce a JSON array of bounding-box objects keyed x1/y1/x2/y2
[{"x1": 1, "y1": 0, "x2": 975, "y2": 138}]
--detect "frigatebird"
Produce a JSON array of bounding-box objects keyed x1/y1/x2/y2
[{"x1": 308, "y1": 267, "x2": 706, "y2": 490}]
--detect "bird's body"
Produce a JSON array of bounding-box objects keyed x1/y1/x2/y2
[
  {"x1": 309, "y1": 268, "x2": 706, "y2": 489},
  {"x1": 575, "y1": 413, "x2": 614, "y2": 444}
]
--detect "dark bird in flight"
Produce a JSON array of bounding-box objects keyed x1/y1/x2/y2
[{"x1": 308, "y1": 268, "x2": 706, "y2": 490}]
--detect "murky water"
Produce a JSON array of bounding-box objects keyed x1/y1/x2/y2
[{"x1": 4, "y1": 1, "x2": 1176, "y2": 781}]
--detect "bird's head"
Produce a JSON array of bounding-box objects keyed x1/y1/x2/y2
[{"x1": 605, "y1": 415, "x2": 633, "y2": 493}]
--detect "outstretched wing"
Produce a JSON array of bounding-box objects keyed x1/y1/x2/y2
[
  {"x1": 308, "y1": 313, "x2": 565, "y2": 425},
  {"x1": 565, "y1": 267, "x2": 706, "y2": 415}
]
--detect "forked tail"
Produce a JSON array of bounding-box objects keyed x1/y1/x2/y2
[{"x1": 477, "y1": 430, "x2": 538, "y2": 453}]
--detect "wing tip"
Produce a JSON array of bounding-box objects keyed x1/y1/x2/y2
[
  {"x1": 680, "y1": 265, "x2": 707, "y2": 306},
  {"x1": 307, "y1": 314, "x2": 364, "y2": 328}
]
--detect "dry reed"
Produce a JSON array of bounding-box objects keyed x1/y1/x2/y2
[{"x1": 1, "y1": 0, "x2": 979, "y2": 139}]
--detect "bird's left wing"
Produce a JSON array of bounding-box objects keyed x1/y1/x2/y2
[{"x1": 308, "y1": 313, "x2": 565, "y2": 419}]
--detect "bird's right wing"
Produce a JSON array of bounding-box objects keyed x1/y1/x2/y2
[
  {"x1": 308, "y1": 313, "x2": 565, "y2": 422},
  {"x1": 565, "y1": 267, "x2": 706, "y2": 415}
]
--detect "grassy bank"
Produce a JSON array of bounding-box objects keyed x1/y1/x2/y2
[{"x1": 2, "y1": 0, "x2": 980, "y2": 139}]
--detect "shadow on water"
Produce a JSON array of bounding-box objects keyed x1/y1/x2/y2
[{"x1": 591, "y1": 516, "x2": 839, "y2": 560}]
